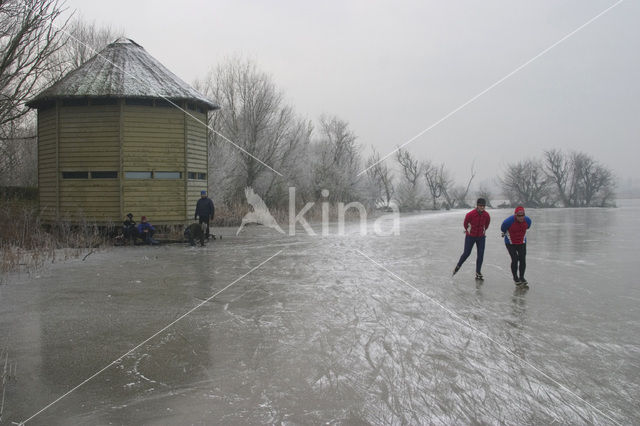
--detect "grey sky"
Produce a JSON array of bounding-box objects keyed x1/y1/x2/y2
[{"x1": 63, "y1": 0, "x2": 639, "y2": 186}]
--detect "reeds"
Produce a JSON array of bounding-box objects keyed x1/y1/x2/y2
[{"x1": 0, "y1": 201, "x2": 111, "y2": 277}]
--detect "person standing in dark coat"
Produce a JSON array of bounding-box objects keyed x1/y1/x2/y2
[
  {"x1": 195, "y1": 190, "x2": 215, "y2": 239},
  {"x1": 453, "y1": 198, "x2": 490, "y2": 280}
]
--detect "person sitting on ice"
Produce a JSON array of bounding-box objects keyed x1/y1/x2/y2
[
  {"x1": 137, "y1": 216, "x2": 158, "y2": 245},
  {"x1": 184, "y1": 222, "x2": 205, "y2": 247}
]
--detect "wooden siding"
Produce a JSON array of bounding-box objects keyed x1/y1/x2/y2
[
  {"x1": 59, "y1": 180, "x2": 120, "y2": 220},
  {"x1": 122, "y1": 105, "x2": 185, "y2": 170},
  {"x1": 185, "y1": 111, "x2": 208, "y2": 171},
  {"x1": 38, "y1": 107, "x2": 58, "y2": 221},
  {"x1": 59, "y1": 105, "x2": 120, "y2": 170},
  {"x1": 122, "y1": 105, "x2": 188, "y2": 223},
  {"x1": 123, "y1": 180, "x2": 186, "y2": 224},
  {"x1": 35, "y1": 103, "x2": 208, "y2": 224},
  {"x1": 54, "y1": 104, "x2": 121, "y2": 222},
  {"x1": 186, "y1": 110, "x2": 208, "y2": 220}
]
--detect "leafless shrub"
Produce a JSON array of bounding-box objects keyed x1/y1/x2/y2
[
  {"x1": 364, "y1": 149, "x2": 395, "y2": 209},
  {"x1": 499, "y1": 159, "x2": 554, "y2": 207},
  {"x1": 543, "y1": 149, "x2": 616, "y2": 207},
  {"x1": 197, "y1": 57, "x2": 312, "y2": 208},
  {"x1": 395, "y1": 148, "x2": 425, "y2": 211}
]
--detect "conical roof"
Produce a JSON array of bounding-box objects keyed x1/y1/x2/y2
[{"x1": 27, "y1": 38, "x2": 218, "y2": 110}]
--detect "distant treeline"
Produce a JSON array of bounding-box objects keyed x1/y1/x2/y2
[{"x1": 1, "y1": 1, "x2": 616, "y2": 216}]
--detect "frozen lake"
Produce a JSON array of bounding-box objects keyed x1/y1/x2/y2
[{"x1": 1, "y1": 201, "x2": 639, "y2": 425}]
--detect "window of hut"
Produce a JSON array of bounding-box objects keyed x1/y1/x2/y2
[
  {"x1": 91, "y1": 171, "x2": 118, "y2": 179},
  {"x1": 155, "y1": 171, "x2": 182, "y2": 179},
  {"x1": 62, "y1": 171, "x2": 89, "y2": 179},
  {"x1": 125, "y1": 171, "x2": 152, "y2": 179}
]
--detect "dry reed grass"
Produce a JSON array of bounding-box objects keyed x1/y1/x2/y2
[{"x1": 0, "y1": 200, "x2": 112, "y2": 278}]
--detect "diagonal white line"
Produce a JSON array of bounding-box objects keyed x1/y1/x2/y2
[
  {"x1": 357, "y1": 0, "x2": 626, "y2": 177},
  {"x1": 21, "y1": 1, "x2": 283, "y2": 177},
  {"x1": 355, "y1": 248, "x2": 621, "y2": 426},
  {"x1": 19, "y1": 249, "x2": 283, "y2": 425}
]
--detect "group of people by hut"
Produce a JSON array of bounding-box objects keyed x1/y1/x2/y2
[
  {"x1": 120, "y1": 190, "x2": 215, "y2": 247},
  {"x1": 121, "y1": 213, "x2": 158, "y2": 245}
]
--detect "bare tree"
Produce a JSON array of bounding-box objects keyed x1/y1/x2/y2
[
  {"x1": 424, "y1": 161, "x2": 446, "y2": 209},
  {"x1": 0, "y1": 0, "x2": 69, "y2": 186},
  {"x1": 65, "y1": 18, "x2": 123, "y2": 68},
  {"x1": 570, "y1": 152, "x2": 615, "y2": 207},
  {"x1": 365, "y1": 149, "x2": 394, "y2": 208},
  {"x1": 0, "y1": 120, "x2": 37, "y2": 186},
  {"x1": 450, "y1": 162, "x2": 476, "y2": 208},
  {"x1": 0, "y1": 0, "x2": 68, "y2": 131},
  {"x1": 200, "y1": 57, "x2": 311, "y2": 206},
  {"x1": 395, "y1": 148, "x2": 425, "y2": 210},
  {"x1": 544, "y1": 149, "x2": 616, "y2": 207},
  {"x1": 499, "y1": 159, "x2": 553, "y2": 207},
  {"x1": 424, "y1": 161, "x2": 441, "y2": 210},
  {"x1": 438, "y1": 166, "x2": 456, "y2": 209},
  {"x1": 45, "y1": 17, "x2": 125, "y2": 81},
  {"x1": 543, "y1": 149, "x2": 570, "y2": 206},
  {"x1": 311, "y1": 115, "x2": 362, "y2": 202}
]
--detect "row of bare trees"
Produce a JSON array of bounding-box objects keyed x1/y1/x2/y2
[
  {"x1": 0, "y1": 1, "x2": 617, "y2": 213},
  {"x1": 196, "y1": 58, "x2": 369, "y2": 210},
  {"x1": 381, "y1": 149, "x2": 478, "y2": 211},
  {"x1": 197, "y1": 58, "x2": 487, "y2": 213},
  {"x1": 500, "y1": 149, "x2": 615, "y2": 207}
]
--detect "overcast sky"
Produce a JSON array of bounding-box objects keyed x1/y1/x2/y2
[{"x1": 63, "y1": 0, "x2": 639, "y2": 187}]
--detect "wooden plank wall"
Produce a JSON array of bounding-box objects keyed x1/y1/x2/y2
[
  {"x1": 36, "y1": 102, "x2": 209, "y2": 225},
  {"x1": 37, "y1": 107, "x2": 58, "y2": 221},
  {"x1": 122, "y1": 105, "x2": 186, "y2": 224},
  {"x1": 57, "y1": 104, "x2": 120, "y2": 221},
  {"x1": 186, "y1": 110, "x2": 208, "y2": 219}
]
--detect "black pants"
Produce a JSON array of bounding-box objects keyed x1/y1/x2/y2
[
  {"x1": 141, "y1": 229, "x2": 155, "y2": 244},
  {"x1": 123, "y1": 226, "x2": 137, "y2": 244},
  {"x1": 506, "y1": 243, "x2": 526, "y2": 280},
  {"x1": 199, "y1": 217, "x2": 210, "y2": 239},
  {"x1": 457, "y1": 235, "x2": 486, "y2": 274}
]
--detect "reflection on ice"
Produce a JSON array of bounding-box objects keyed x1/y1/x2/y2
[{"x1": 0, "y1": 203, "x2": 639, "y2": 424}]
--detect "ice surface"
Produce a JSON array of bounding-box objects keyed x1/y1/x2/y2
[{"x1": 1, "y1": 201, "x2": 639, "y2": 424}]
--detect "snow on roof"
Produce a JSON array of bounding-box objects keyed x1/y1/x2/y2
[{"x1": 27, "y1": 38, "x2": 218, "y2": 110}]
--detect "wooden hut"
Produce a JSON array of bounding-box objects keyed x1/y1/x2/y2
[{"x1": 26, "y1": 38, "x2": 219, "y2": 225}]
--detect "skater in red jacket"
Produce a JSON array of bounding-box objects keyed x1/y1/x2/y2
[
  {"x1": 501, "y1": 206, "x2": 532, "y2": 286},
  {"x1": 453, "y1": 198, "x2": 490, "y2": 280}
]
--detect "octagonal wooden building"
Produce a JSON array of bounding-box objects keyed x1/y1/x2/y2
[{"x1": 26, "y1": 38, "x2": 219, "y2": 225}]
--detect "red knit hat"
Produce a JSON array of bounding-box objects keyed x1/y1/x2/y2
[
  {"x1": 514, "y1": 206, "x2": 525, "y2": 215},
  {"x1": 141, "y1": 216, "x2": 147, "y2": 221}
]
